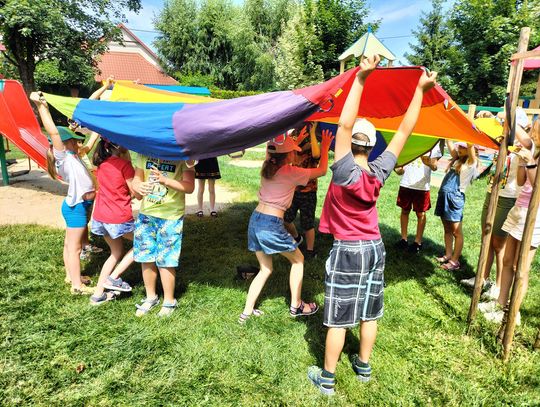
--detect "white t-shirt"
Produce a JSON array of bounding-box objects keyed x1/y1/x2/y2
[
  {"x1": 486, "y1": 153, "x2": 521, "y2": 198},
  {"x1": 54, "y1": 149, "x2": 95, "y2": 207},
  {"x1": 459, "y1": 159, "x2": 479, "y2": 193},
  {"x1": 400, "y1": 143, "x2": 442, "y2": 191}
]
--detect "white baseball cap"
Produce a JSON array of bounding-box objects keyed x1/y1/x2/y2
[{"x1": 352, "y1": 118, "x2": 377, "y2": 147}]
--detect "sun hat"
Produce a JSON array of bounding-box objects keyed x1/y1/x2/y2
[
  {"x1": 267, "y1": 133, "x2": 301, "y2": 153},
  {"x1": 351, "y1": 118, "x2": 377, "y2": 147},
  {"x1": 50, "y1": 126, "x2": 86, "y2": 143}
]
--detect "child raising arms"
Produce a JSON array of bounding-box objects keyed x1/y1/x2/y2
[
  {"x1": 239, "y1": 129, "x2": 333, "y2": 323},
  {"x1": 132, "y1": 155, "x2": 195, "y2": 316},
  {"x1": 307, "y1": 58, "x2": 437, "y2": 395},
  {"x1": 434, "y1": 140, "x2": 479, "y2": 270}
]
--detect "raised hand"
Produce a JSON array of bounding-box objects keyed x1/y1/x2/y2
[
  {"x1": 29, "y1": 91, "x2": 47, "y2": 106},
  {"x1": 417, "y1": 70, "x2": 438, "y2": 93},
  {"x1": 357, "y1": 54, "x2": 381, "y2": 81},
  {"x1": 321, "y1": 129, "x2": 334, "y2": 150},
  {"x1": 295, "y1": 126, "x2": 309, "y2": 145},
  {"x1": 105, "y1": 75, "x2": 115, "y2": 87}
]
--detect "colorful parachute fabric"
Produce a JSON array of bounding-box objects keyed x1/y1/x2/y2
[{"x1": 44, "y1": 67, "x2": 498, "y2": 165}]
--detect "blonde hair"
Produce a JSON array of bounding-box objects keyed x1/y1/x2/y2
[{"x1": 46, "y1": 147, "x2": 60, "y2": 180}]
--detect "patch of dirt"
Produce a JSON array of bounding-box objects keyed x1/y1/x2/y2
[
  {"x1": 0, "y1": 160, "x2": 239, "y2": 229},
  {"x1": 228, "y1": 160, "x2": 263, "y2": 168}
]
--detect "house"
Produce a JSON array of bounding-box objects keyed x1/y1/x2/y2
[{"x1": 96, "y1": 23, "x2": 177, "y2": 86}]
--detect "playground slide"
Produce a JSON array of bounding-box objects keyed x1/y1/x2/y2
[{"x1": 0, "y1": 80, "x2": 49, "y2": 170}]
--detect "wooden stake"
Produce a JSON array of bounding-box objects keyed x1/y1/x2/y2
[
  {"x1": 466, "y1": 28, "x2": 530, "y2": 330},
  {"x1": 534, "y1": 328, "x2": 540, "y2": 350}
]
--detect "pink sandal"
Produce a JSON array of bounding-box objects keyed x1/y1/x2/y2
[
  {"x1": 435, "y1": 254, "x2": 450, "y2": 264},
  {"x1": 441, "y1": 260, "x2": 460, "y2": 271}
]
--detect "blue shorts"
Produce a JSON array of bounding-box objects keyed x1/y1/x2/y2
[
  {"x1": 247, "y1": 211, "x2": 298, "y2": 255},
  {"x1": 61, "y1": 199, "x2": 92, "y2": 228},
  {"x1": 134, "y1": 213, "x2": 183, "y2": 268},
  {"x1": 91, "y1": 219, "x2": 135, "y2": 240}
]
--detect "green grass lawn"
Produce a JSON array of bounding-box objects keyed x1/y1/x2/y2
[{"x1": 1, "y1": 157, "x2": 539, "y2": 406}]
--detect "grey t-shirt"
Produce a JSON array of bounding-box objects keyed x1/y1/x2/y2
[{"x1": 332, "y1": 151, "x2": 397, "y2": 187}]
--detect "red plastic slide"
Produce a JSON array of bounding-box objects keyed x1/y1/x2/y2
[{"x1": 0, "y1": 80, "x2": 48, "y2": 170}]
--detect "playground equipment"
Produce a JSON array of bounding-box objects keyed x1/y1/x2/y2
[
  {"x1": 0, "y1": 80, "x2": 49, "y2": 185},
  {"x1": 338, "y1": 27, "x2": 396, "y2": 73}
]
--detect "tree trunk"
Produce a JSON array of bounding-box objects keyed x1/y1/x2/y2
[{"x1": 18, "y1": 63, "x2": 36, "y2": 95}]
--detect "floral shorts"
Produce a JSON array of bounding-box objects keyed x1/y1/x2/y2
[{"x1": 134, "y1": 213, "x2": 184, "y2": 268}]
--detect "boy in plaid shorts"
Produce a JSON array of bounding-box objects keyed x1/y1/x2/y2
[{"x1": 307, "y1": 56, "x2": 437, "y2": 395}]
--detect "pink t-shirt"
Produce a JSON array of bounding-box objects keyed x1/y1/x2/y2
[
  {"x1": 258, "y1": 165, "x2": 311, "y2": 211},
  {"x1": 319, "y1": 151, "x2": 396, "y2": 241},
  {"x1": 516, "y1": 180, "x2": 532, "y2": 208},
  {"x1": 93, "y1": 156, "x2": 135, "y2": 224}
]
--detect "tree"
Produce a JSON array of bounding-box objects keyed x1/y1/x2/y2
[
  {"x1": 0, "y1": 0, "x2": 141, "y2": 93},
  {"x1": 275, "y1": 3, "x2": 324, "y2": 89},
  {"x1": 405, "y1": 0, "x2": 459, "y2": 96},
  {"x1": 449, "y1": 0, "x2": 540, "y2": 105},
  {"x1": 310, "y1": 0, "x2": 374, "y2": 78}
]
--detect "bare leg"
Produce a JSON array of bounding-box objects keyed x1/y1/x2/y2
[
  {"x1": 304, "y1": 228, "x2": 315, "y2": 250},
  {"x1": 415, "y1": 211, "x2": 426, "y2": 244},
  {"x1": 197, "y1": 179, "x2": 205, "y2": 212},
  {"x1": 242, "y1": 251, "x2": 273, "y2": 315},
  {"x1": 492, "y1": 235, "x2": 507, "y2": 287},
  {"x1": 142, "y1": 262, "x2": 159, "y2": 299},
  {"x1": 281, "y1": 249, "x2": 310, "y2": 311},
  {"x1": 159, "y1": 267, "x2": 176, "y2": 303},
  {"x1": 81, "y1": 226, "x2": 90, "y2": 248},
  {"x1": 442, "y1": 220, "x2": 454, "y2": 258},
  {"x1": 359, "y1": 320, "x2": 378, "y2": 362},
  {"x1": 450, "y1": 221, "x2": 463, "y2": 263},
  {"x1": 94, "y1": 235, "x2": 124, "y2": 297},
  {"x1": 110, "y1": 233, "x2": 135, "y2": 280},
  {"x1": 499, "y1": 237, "x2": 536, "y2": 306},
  {"x1": 400, "y1": 209, "x2": 410, "y2": 240},
  {"x1": 208, "y1": 179, "x2": 216, "y2": 212},
  {"x1": 65, "y1": 227, "x2": 86, "y2": 289},
  {"x1": 63, "y1": 235, "x2": 70, "y2": 281},
  {"x1": 483, "y1": 241, "x2": 495, "y2": 281},
  {"x1": 324, "y1": 328, "x2": 346, "y2": 373}
]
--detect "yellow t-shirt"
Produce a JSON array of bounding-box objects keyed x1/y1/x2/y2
[{"x1": 135, "y1": 154, "x2": 192, "y2": 220}]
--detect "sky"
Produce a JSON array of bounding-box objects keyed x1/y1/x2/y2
[{"x1": 125, "y1": 0, "x2": 440, "y2": 66}]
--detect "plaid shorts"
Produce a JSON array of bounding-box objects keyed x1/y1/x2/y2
[
  {"x1": 284, "y1": 191, "x2": 317, "y2": 230},
  {"x1": 323, "y1": 239, "x2": 385, "y2": 328}
]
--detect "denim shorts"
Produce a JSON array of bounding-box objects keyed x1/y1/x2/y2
[
  {"x1": 134, "y1": 213, "x2": 183, "y2": 268},
  {"x1": 91, "y1": 219, "x2": 135, "y2": 240},
  {"x1": 247, "y1": 211, "x2": 298, "y2": 255},
  {"x1": 61, "y1": 199, "x2": 93, "y2": 228}
]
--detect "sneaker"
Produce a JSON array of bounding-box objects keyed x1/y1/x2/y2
[
  {"x1": 70, "y1": 284, "x2": 95, "y2": 295},
  {"x1": 395, "y1": 239, "x2": 408, "y2": 250},
  {"x1": 307, "y1": 366, "x2": 335, "y2": 396},
  {"x1": 484, "y1": 309, "x2": 521, "y2": 326},
  {"x1": 407, "y1": 242, "x2": 422, "y2": 254},
  {"x1": 103, "y1": 276, "x2": 132, "y2": 292},
  {"x1": 460, "y1": 276, "x2": 477, "y2": 288},
  {"x1": 481, "y1": 284, "x2": 500, "y2": 301},
  {"x1": 478, "y1": 300, "x2": 498, "y2": 313},
  {"x1": 351, "y1": 354, "x2": 372, "y2": 382},
  {"x1": 294, "y1": 234, "x2": 304, "y2": 246}
]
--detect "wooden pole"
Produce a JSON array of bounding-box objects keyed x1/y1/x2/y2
[
  {"x1": 467, "y1": 104, "x2": 476, "y2": 118},
  {"x1": 466, "y1": 28, "x2": 530, "y2": 330},
  {"x1": 340, "y1": 59, "x2": 345, "y2": 74},
  {"x1": 502, "y1": 156, "x2": 540, "y2": 361},
  {"x1": 534, "y1": 328, "x2": 540, "y2": 350}
]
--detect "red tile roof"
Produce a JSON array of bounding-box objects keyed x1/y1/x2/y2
[{"x1": 96, "y1": 52, "x2": 178, "y2": 85}]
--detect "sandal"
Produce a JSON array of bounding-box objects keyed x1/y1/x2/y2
[
  {"x1": 238, "y1": 308, "x2": 264, "y2": 324},
  {"x1": 210, "y1": 211, "x2": 218, "y2": 217},
  {"x1": 89, "y1": 291, "x2": 117, "y2": 306},
  {"x1": 65, "y1": 275, "x2": 92, "y2": 285},
  {"x1": 103, "y1": 276, "x2": 132, "y2": 292},
  {"x1": 441, "y1": 260, "x2": 461, "y2": 271},
  {"x1": 135, "y1": 296, "x2": 160, "y2": 317},
  {"x1": 435, "y1": 254, "x2": 450, "y2": 264},
  {"x1": 196, "y1": 210, "x2": 204, "y2": 218},
  {"x1": 290, "y1": 300, "x2": 319, "y2": 317},
  {"x1": 70, "y1": 284, "x2": 95, "y2": 295},
  {"x1": 157, "y1": 300, "x2": 178, "y2": 317}
]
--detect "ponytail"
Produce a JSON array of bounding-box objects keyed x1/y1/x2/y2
[
  {"x1": 92, "y1": 139, "x2": 114, "y2": 167},
  {"x1": 46, "y1": 147, "x2": 59, "y2": 180},
  {"x1": 261, "y1": 152, "x2": 289, "y2": 179}
]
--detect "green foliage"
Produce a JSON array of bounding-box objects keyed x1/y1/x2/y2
[
  {"x1": 449, "y1": 0, "x2": 540, "y2": 105},
  {"x1": 210, "y1": 88, "x2": 263, "y2": 99},
  {"x1": 405, "y1": 0, "x2": 459, "y2": 96},
  {"x1": 0, "y1": 0, "x2": 141, "y2": 92},
  {"x1": 275, "y1": 3, "x2": 324, "y2": 89}
]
